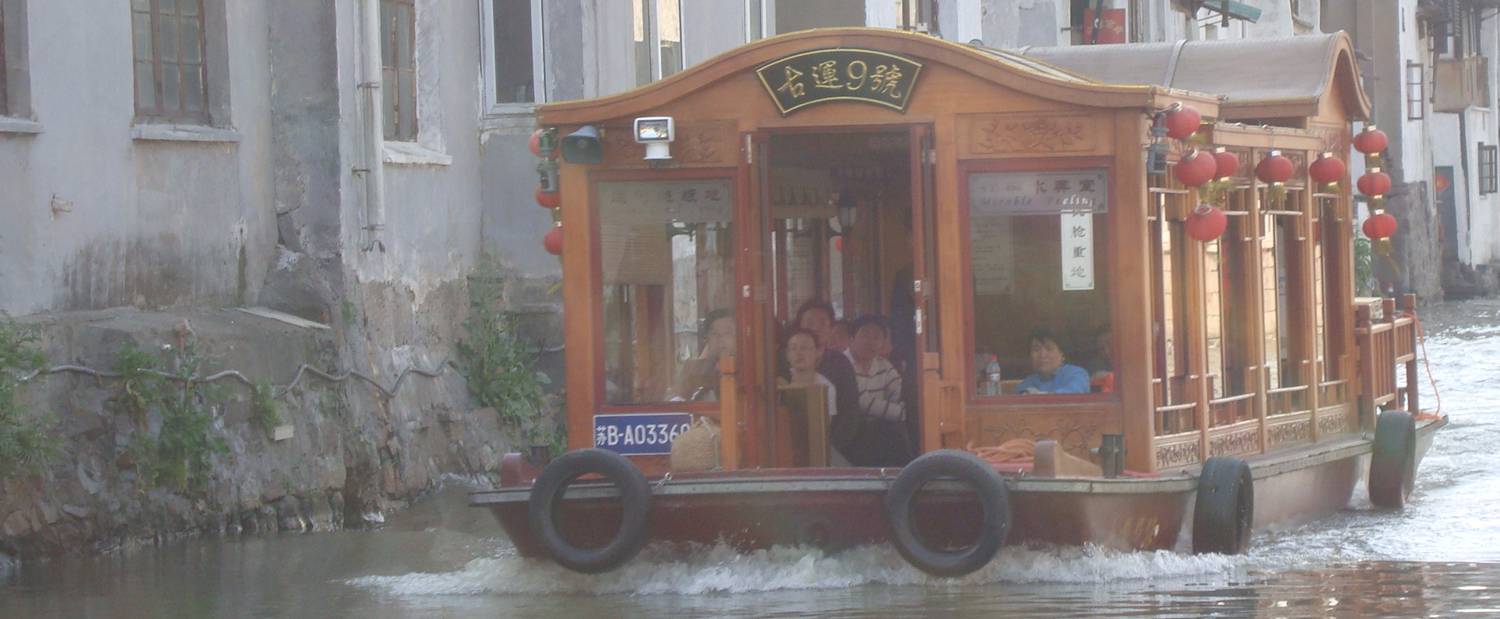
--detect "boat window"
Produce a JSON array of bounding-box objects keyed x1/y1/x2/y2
[
  {"x1": 1150, "y1": 190, "x2": 1189, "y2": 409},
  {"x1": 597, "y1": 178, "x2": 736, "y2": 405},
  {"x1": 967, "y1": 169, "x2": 1112, "y2": 399}
]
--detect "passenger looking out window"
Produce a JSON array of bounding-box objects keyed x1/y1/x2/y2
[
  {"x1": 670, "y1": 309, "x2": 734, "y2": 401},
  {"x1": 1017, "y1": 329, "x2": 1091, "y2": 395},
  {"x1": 846, "y1": 316, "x2": 905, "y2": 421}
]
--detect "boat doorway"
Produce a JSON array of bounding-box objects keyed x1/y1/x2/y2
[{"x1": 750, "y1": 125, "x2": 937, "y2": 467}]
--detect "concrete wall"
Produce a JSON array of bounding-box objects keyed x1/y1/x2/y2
[{"x1": 0, "y1": 0, "x2": 277, "y2": 316}]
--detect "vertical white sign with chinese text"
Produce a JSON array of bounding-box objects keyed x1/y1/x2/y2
[{"x1": 1061, "y1": 211, "x2": 1094, "y2": 291}]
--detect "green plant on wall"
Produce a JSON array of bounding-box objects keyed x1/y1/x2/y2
[
  {"x1": 0, "y1": 317, "x2": 58, "y2": 481},
  {"x1": 457, "y1": 263, "x2": 561, "y2": 449},
  {"x1": 1354, "y1": 236, "x2": 1374, "y2": 296},
  {"x1": 114, "y1": 342, "x2": 228, "y2": 495},
  {"x1": 252, "y1": 382, "x2": 283, "y2": 437}
]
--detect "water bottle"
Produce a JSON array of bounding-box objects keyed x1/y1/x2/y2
[{"x1": 985, "y1": 358, "x2": 1002, "y2": 396}]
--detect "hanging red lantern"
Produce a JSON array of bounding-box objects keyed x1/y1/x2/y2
[
  {"x1": 543, "y1": 225, "x2": 564, "y2": 256},
  {"x1": 535, "y1": 185, "x2": 560, "y2": 209},
  {"x1": 528, "y1": 129, "x2": 555, "y2": 158},
  {"x1": 1164, "y1": 105, "x2": 1202, "y2": 141},
  {"x1": 1308, "y1": 152, "x2": 1346, "y2": 185},
  {"x1": 1357, "y1": 168, "x2": 1392, "y2": 197},
  {"x1": 1185, "y1": 204, "x2": 1229, "y2": 242},
  {"x1": 1353, "y1": 126, "x2": 1389, "y2": 155},
  {"x1": 1212, "y1": 148, "x2": 1240, "y2": 180},
  {"x1": 1174, "y1": 149, "x2": 1217, "y2": 187},
  {"x1": 1362, "y1": 212, "x2": 1398, "y2": 240},
  {"x1": 833, "y1": 235, "x2": 844, "y2": 252},
  {"x1": 1255, "y1": 150, "x2": 1294, "y2": 184}
]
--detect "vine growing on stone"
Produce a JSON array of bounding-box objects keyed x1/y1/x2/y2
[
  {"x1": 457, "y1": 262, "x2": 560, "y2": 451},
  {"x1": 0, "y1": 317, "x2": 58, "y2": 481},
  {"x1": 113, "y1": 342, "x2": 228, "y2": 495}
]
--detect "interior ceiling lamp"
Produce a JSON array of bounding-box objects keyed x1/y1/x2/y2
[{"x1": 836, "y1": 192, "x2": 858, "y2": 232}]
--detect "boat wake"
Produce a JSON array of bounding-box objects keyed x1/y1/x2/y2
[{"x1": 348, "y1": 541, "x2": 1250, "y2": 597}]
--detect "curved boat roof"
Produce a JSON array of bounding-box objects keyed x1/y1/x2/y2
[{"x1": 1015, "y1": 32, "x2": 1371, "y2": 121}]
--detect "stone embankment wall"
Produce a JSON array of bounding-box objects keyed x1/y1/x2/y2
[{"x1": 0, "y1": 302, "x2": 535, "y2": 560}]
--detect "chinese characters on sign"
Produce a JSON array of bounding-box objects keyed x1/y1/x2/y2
[
  {"x1": 755, "y1": 48, "x2": 924, "y2": 116},
  {"x1": 967, "y1": 170, "x2": 1108, "y2": 294},
  {"x1": 597, "y1": 179, "x2": 733, "y2": 286}
]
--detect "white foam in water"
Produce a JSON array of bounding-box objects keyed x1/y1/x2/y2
[{"x1": 349, "y1": 542, "x2": 1249, "y2": 597}]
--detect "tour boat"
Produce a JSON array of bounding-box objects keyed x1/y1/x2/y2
[{"x1": 471, "y1": 28, "x2": 1445, "y2": 576}]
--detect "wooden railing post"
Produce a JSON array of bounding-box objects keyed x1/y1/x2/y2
[
  {"x1": 1402, "y1": 294, "x2": 1420, "y2": 414},
  {"x1": 718, "y1": 355, "x2": 740, "y2": 470},
  {"x1": 1355, "y1": 304, "x2": 1375, "y2": 431},
  {"x1": 921, "y1": 352, "x2": 943, "y2": 453}
]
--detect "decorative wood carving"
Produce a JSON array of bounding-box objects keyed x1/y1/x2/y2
[
  {"x1": 1311, "y1": 122, "x2": 1352, "y2": 157},
  {"x1": 1316, "y1": 405, "x2": 1356, "y2": 437},
  {"x1": 1154, "y1": 438, "x2": 1201, "y2": 470},
  {"x1": 978, "y1": 412, "x2": 1110, "y2": 457},
  {"x1": 1267, "y1": 417, "x2": 1313, "y2": 449},
  {"x1": 1209, "y1": 425, "x2": 1261, "y2": 458},
  {"x1": 963, "y1": 114, "x2": 1098, "y2": 156},
  {"x1": 600, "y1": 120, "x2": 736, "y2": 168}
]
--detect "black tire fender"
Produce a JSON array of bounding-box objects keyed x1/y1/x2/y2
[
  {"x1": 527, "y1": 448, "x2": 651, "y2": 573},
  {"x1": 884, "y1": 449, "x2": 1011, "y2": 577},
  {"x1": 1192, "y1": 457, "x2": 1254, "y2": 555},
  {"x1": 1369, "y1": 410, "x2": 1417, "y2": 509}
]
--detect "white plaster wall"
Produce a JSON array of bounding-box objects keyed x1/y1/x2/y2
[{"x1": 0, "y1": 0, "x2": 276, "y2": 316}]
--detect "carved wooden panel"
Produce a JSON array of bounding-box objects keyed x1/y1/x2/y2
[
  {"x1": 601, "y1": 120, "x2": 737, "y2": 168},
  {"x1": 1316, "y1": 403, "x2": 1357, "y2": 437},
  {"x1": 959, "y1": 113, "x2": 1102, "y2": 158},
  {"x1": 1267, "y1": 414, "x2": 1313, "y2": 450},
  {"x1": 1310, "y1": 122, "x2": 1352, "y2": 157},
  {"x1": 1154, "y1": 436, "x2": 1201, "y2": 470},
  {"x1": 975, "y1": 406, "x2": 1120, "y2": 458},
  {"x1": 1209, "y1": 422, "x2": 1261, "y2": 458}
]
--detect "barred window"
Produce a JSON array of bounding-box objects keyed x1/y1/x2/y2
[
  {"x1": 381, "y1": 0, "x2": 417, "y2": 141},
  {"x1": 1406, "y1": 61, "x2": 1425, "y2": 120},
  {"x1": 1480, "y1": 144, "x2": 1497, "y2": 195},
  {"x1": 131, "y1": 0, "x2": 210, "y2": 123}
]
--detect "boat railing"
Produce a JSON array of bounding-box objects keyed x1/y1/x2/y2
[
  {"x1": 1209, "y1": 392, "x2": 1256, "y2": 427},
  {"x1": 1355, "y1": 294, "x2": 1422, "y2": 430},
  {"x1": 1318, "y1": 379, "x2": 1350, "y2": 406},
  {"x1": 1266, "y1": 384, "x2": 1310, "y2": 417}
]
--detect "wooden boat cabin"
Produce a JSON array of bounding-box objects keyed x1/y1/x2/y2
[{"x1": 537, "y1": 27, "x2": 1418, "y2": 475}]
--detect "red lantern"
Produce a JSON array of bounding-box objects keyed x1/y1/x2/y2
[
  {"x1": 1255, "y1": 150, "x2": 1294, "y2": 184},
  {"x1": 1174, "y1": 150, "x2": 1217, "y2": 187},
  {"x1": 528, "y1": 129, "x2": 555, "y2": 158},
  {"x1": 1357, "y1": 169, "x2": 1392, "y2": 197},
  {"x1": 1185, "y1": 204, "x2": 1229, "y2": 242},
  {"x1": 535, "y1": 185, "x2": 560, "y2": 209},
  {"x1": 833, "y1": 235, "x2": 844, "y2": 252},
  {"x1": 1212, "y1": 148, "x2": 1240, "y2": 180},
  {"x1": 1362, "y1": 212, "x2": 1398, "y2": 240},
  {"x1": 1308, "y1": 152, "x2": 1346, "y2": 185},
  {"x1": 1164, "y1": 105, "x2": 1202, "y2": 140},
  {"x1": 543, "y1": 225, "x2": 564, "y2": 256},
  {"x1": 1353, "y1": 126, "x2": 1389, "y2": 155}
]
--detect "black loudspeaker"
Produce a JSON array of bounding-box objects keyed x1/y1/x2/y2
[{"x1": 561, "y1": 125, "x2": 603, "y2": 165}]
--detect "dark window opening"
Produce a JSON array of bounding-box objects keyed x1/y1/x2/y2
[{"x1": 492, "y1": 0, "x2": 536, "y2": 104}]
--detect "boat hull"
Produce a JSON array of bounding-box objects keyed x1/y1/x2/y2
[{"x1": 473, "y1": 417, "x2": 1446, "y2": 559}]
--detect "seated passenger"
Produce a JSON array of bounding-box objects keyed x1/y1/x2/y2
[
  {"x1": 779, "y1": 328, "x2": 849, "y2": 466},
  {"x1": 1017, "y1": 328, "x2": 1091, "y2": 395},
  {"x1": 796, "y1": 300, "x2": 858, "y2": 417},
  {"x1": 671, "y1": 309, "x2": 734, "y2": 401},
  {"x1": 846, "y1": 316, "x2": 904, "y2": 422},
  {"x1": 827, "y1": 319, "x2": 852, "y2": 354}
]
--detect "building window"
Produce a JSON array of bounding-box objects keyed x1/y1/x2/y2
[
  {"x1": 380, "y1": 0, "x2": 417, "y2": 141},
  {"x1": 131, "y1": 0, "x2": 210, "y2": 123},
  {"x1": 1406, "y1": 61, "x2": 1425, "y2": 120},
  {"x1": 633, "y1": 0, "x2": 683, "y2": 87},
  {"x1": 482, "y1": 0, "x2": 544, "y2": 111},
  {"x1": 1480, "y1": 143, "x2": 1497, "y2": 194}
]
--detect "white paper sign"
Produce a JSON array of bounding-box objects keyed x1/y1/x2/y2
[
  {"x1": 597, "y1": 180, "x2": 733, "y2": 285},
  {"x1": 1061, "y1": 211, "x2": 1094, "y2": 291}
]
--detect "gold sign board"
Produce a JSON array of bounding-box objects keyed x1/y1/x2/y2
[{"x1": 755, "y1": 48, "x2": 923, "y2": 116}]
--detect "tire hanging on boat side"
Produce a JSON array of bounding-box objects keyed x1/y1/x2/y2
[
  {"x1": 527, "y1": 448, "x2": 652, "y2": 574},
  {"x1": 884, "y1": 450, "x2": 1011, "y2": 577},
  {"x1": 1192, "y1": 457, "x2": 1254, "y2": 555},
  {"x1": 1369, "y1": 410, "x2": 1417, "y2": 509}
]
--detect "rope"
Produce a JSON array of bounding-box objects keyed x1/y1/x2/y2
[
  {"x1": 15, "y1": 359, "x2": 454, "y2": 401},
  {"x1": 1403, "y1": 311, "x2": 1443, "y2": 418}
]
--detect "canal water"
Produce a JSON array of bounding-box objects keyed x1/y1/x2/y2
[{"x1": 3, "y1": 299, "x2": 1498, "y2": 617}]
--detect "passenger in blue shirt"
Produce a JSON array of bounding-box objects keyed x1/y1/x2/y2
[{"x1": 1016, "y1": 328, "x2": 1090, "y2": 395}]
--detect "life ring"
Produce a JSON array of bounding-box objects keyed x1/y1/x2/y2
[
  {"x1": 1192, "y1": 457, "x2": 1254, "y2": 554},
  {"x1": 527, "y1": 448, "x2": 652, "y2": 573},
  {"x1": 1369, "y1": 410, "x2": 1417, "y2": 509},
  {"x1": 884, "y1": 449, "x2": 1011, "y2": 577}
]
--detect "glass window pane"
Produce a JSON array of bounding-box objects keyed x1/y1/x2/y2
[
  {"x1": 132, "y1": 0, "x2": 150, "y2": 11},
  {"x1": 181, "y1": 0, "x2": 200, "y2": 16},
  {"x1": 1205, "y1": 237, "x2": 1226, "y2": 400},
  {"x1": 182, "y1": 64, "x2": 204, "y2": 112},
  {"x1": 399, "y1": 70, "x2": 417, "y2": 139},
  {"x1": 159, "y1": 15, "x2": 179, "y2": 62},
  {"x1": 494, "y1": 0, "x2": 535, "y2": 103},
  {"x1": 380, "y1": 2, "x2": 396, "y2": 67},
  {"x1": 1261, "y1": 217, "x2": 1281, "y2": 391},
  {"x1": 634, "y1": 0, "x2": 652, "y2": 86},
  {"x1": 381, "y1": 67, "x2": 397, "y2": 138},
  {"x1": 162, "y1": 63, "x2": 180, "y2": 112},
  {"x1": 181, "y1": 16, "x2": 202, "y2": 64},
  {"x1": 598, "y1": 179, "x2": 736, "y2": 405},
  {"x1": 160, "y1": 0, "x2": 177, "y2": 14},
  {"x1": 132, "y1": 12, "x2": 154, "y2": 60},
  {"x1": 748, "y1": 0, "x2": 764, "y2": 40},
  {"x1": 657, "y1": 0, "x2": 682, "y2": 77},
  {"x1": 397, "y1": 5, "x2": 413, "y2": 70},
  {"x1": 135, "y1": 61, "x2": 158, "y2": 110},
  {"x1": 968, "y1": 170, "x2": 1111, "y2": 397}
]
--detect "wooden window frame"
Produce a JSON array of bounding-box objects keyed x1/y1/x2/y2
[
  {"x1": 381, "y1": 0, "x2": 418, "y2": 142},
  {"x1": 1480, "y1": 143, "x2": 1497, "y2": 195},
  {"x1": 1406, "y1": 61, "x2": 1425, "y2": 120},
  {"x1": 131, "y1": 0, "x2": 211, "y2": 124}
]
